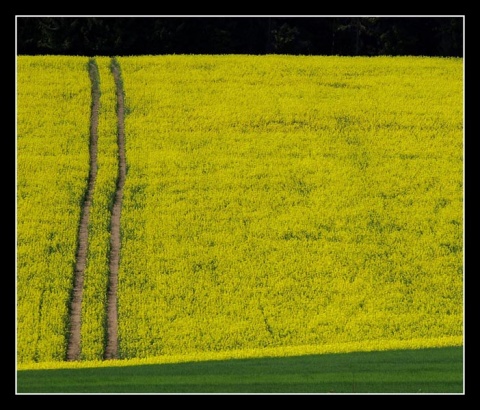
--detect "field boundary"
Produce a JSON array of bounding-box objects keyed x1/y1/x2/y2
[{"x1": 25, "y1": 335, "x2": 462, "y2": 371}]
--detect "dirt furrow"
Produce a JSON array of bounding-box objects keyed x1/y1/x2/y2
[
  {"x1": 67, "y1": 59, "x2": 100, "y2": 361},
  {"x1": 104, "y1": 58, "x2": 126, "y2": 360}
]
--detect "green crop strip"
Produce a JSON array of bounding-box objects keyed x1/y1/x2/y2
[{"x1": 17, "y1": 346, "x2": 463, "y2": 393}]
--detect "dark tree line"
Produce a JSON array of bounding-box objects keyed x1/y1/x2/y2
[{"x1": 16, "y1": 16, "x2": 463, "y2": 57}]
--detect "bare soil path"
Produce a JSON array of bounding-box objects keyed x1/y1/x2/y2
[
  {"x1": 67, "y1": 58, "x2": 125, "y2": 361},
  {"x1": 104, "y1": 58, "x2": 126, "y2": 360},
  {"x1": 67, "y1": 59, "x2": 100, "y2": 361}
]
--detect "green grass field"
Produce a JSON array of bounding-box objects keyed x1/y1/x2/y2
[{"x1": 17, "y1": 346, "x2": 463, "y2": 394}]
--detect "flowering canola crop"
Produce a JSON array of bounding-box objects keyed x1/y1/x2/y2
[
  {"x1": 17, "y1": 56, "x2": 90, "y2": 362},
  {"x1": 116, "y1": 55, "x2": 463, "y2": 359},
  {"x1": 17, "y1": 55, "x2": 463, "y2": 368}
]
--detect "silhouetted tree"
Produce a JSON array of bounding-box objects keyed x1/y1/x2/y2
[{"x1": 16, "y1": 16, "x2": 463, "y2": 57}]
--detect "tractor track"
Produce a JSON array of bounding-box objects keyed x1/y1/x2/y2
[
  {"x1": 104, "y1": 58, "x2": 126, "y2": 360},
  {"x1": 67, "y1": 57, "x2": 126, "y2": 361},
  {"x1": 66, "y1": 58, "x2": 100, "y2": 361}
]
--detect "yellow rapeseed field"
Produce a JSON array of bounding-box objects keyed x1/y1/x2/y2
[
  {"x1": 17, "y1": 55, "x2": 463, "y2": 369},
  {"x1": 116, "y1": 55, "x2": 463, "y2": 360},
  {"x1": 17, "y1": 56, "x2": 90, "y2": 362}
]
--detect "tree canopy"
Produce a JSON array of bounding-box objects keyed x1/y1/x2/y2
[{"x1": 16, "y1": 16, "x2": 463, "y2": 57}]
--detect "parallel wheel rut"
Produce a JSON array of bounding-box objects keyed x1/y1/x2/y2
[{"x1": 67, "y1": 57, "x2": 126, "y2": 362}]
